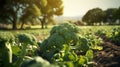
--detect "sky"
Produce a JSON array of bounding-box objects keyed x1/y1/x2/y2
[{"x1": 63, "y1": 0, "x2": 120, "y2": 17}]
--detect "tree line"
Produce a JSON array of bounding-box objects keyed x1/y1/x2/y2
[
  {"x1": 82, "y1": 7, "x2": 120, "y2": 25},
  {"x1": 0, "y1": 0, "x2": 63, "y2": 29}
]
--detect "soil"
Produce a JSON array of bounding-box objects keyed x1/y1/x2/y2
[{"x1": 93, "y1": 36, "x2": 120, "y2": 67}]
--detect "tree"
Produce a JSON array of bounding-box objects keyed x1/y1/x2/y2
[
  {"x1": 37, "y1": 0, "x2": 64, "y2": 29},
  {"x1": 104, "y1": 8, "x2": 118, "y2": 25},
  {"x1": 20, "y1": 4, "x2": 41, "y2": 29},
  {"x1": 0, "y1": 0, "x2": 64, "y2": 29},
  {"x1": 116, "y1": 7, "x2": 120, "y2": 24},
  {"x1": 0, "y1": 0, "x2": 37, "y2": 29},
  {"x1": 0, "y1": 0, "x2": 22, "y2": 29},
  {"x1": 82, "y1": 8, "x2": 105, "y2": 25}
]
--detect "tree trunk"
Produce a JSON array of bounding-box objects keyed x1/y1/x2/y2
[
  {"x1": 41, "y1": 16, "x2": 47, "y2": 29},
  {"x1": 41, "y1": 21, "x2": 44, "y2": 29},
  {"x1": 20, "y1": 22, "x2": 25, "y2": 29},
  {"x1": 45, "y1": 22, "x2": 47, "y2": 29},
  {"x1": 12, "y1": 15, "x2": 18, "y2": 30},
  {"x1": 44, "y1": 16, "x2": 48, "y2": 29},
  {"x1": 45, "y1": 19, "x2": 48, "y2": 29},
  {"x1": 12, "y1": 21, "x2": 17, "y2": 30}
]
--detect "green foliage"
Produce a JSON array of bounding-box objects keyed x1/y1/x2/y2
[
  {"x1": 82, "y1": 7, "x2": 120, "y2": 25},
  {"x1": 13, "y1": 33, "x2": 37, "y2": 67},
  {"x1": 77, "y1": 55, "x2": 88, "y2": 66},
  {"x1": 12, "y1": 46, "x2": 21, "y2": 56},
  {"x1": 0, "y1": 32, "x2": 14, "y2": 67},
  {"x1": 39, "y1": 23, "x2": 79, "y2": 60},
  {"x1": 0, "y1": 33, "x2": 14, "y2": 67},
  {"x1": 76, "y1": 32, "x2": 103, "y2": 52},
  {"x1": 55, "y1": 6, "x2": 64, "y2": 15},
  {"x1": 104, "y1": 8, "x2": 118, "y2": 23},
  {"x1": 20, "y1": 4, "x2": 41, "y2": 26},
  {"x1": 77, "y1": 37, "x2": 89, "y2": 52},
  {"x1": 74, "y1": 50, "x2": 93, "y2": 67},
  {"x1": 50, "y1": 23, "x2": 79, "y2": 44},
  {"x1": 40, "y1": 0, "x2": 48, "y2": 7},
  {"x1": 116, "y1": 7, "x2": 120, "y2": 20},
  {"x1": 0, "y1": 0, "x2": 27, "y2": 29},
  {"x1": 39, "y1": 0, "x2": 64, "y2": 29},
  {"x1": 38, "y1": 23, "x2": 97, "y2": 67},
  {"x1": 21, "y1": 56, "x2": 59, "y2": 67},
  {"x1": 16, "y1": 33, "x2": 37, "y2": 45},
  {"x1": 110, "y1": 27, "x2": 120, "y2": 45},
  {"x1": 0, "y1": 43, "x2": 13, "y2": 67},
  {"x1": 1, "y1": 25, "x2": 113, "y2": 67},
  {"x1": 0, "y1": 32, "x2": 39, "y2": 67},
  {"x1": 82, "y1": 8, "x2": 105, "y2": 25},
  {"x1": 63, "y1": 51, "x2": 78, "y2": 62},
  {"x1": 0, "y1": 32, "x2": 15, "y2": 43},
  {"x1": 96, "y1": 29, "x2": 107, "y2": 36},
  {"x1": 84, "y1": 33, "x2": 103, "y2": 50},
  {"x1": 42, "y1": 22, "x2": 79, "y2": 47},
  {"x1": 85, "y1": 50, "x2": 93, "y2": 61},
  {"x1": 65, "y1": 62, "x2": 74, "y2": 67},
  {"x1": 0, "y1": 0, "x2": 64, "y2": 29},
  {"x1": 47, "y1": 0, "x2": 63, "y2": 8},
  {"x1": 50, "y1": 23, "x2": 79, "y2": 34}
]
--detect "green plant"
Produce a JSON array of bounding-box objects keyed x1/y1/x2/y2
[
  {"x1": 14, "y1": 33, "x2": 37, "y2": 67},
  {"x1": 76, "y1": 37, "x2": 89, "y2": 52},
  {"x1": 0, "y1": 32, "x2": 15, "y2": 44},
  {"x1": 0, "y1": 32, "x2": 15, "y2": 67},
  {"x1": 21, "y1": 56, "x2": 59, "y2": 67},
  {"x1": 95, "y1": 29, "x2": 107, "y2": 36},
  {"x1": 0, "y1": 32, "x2": 46, "y2": 67},
  {"x1": 39, "y1": 23, "x2": 79, "y2": 61},
  {"x1": 16, "y1": 33, "x2": 37, "y2": 45},
  {"x1": 0, "y1": 42, "x2": 13, "y2": 67},
  {"x1": 38, "y1": 23, "x2": 96, "y2": 67},
  {"x1": 84, "y1": 33, "x2": 103, "y2": 50},
  {"x1": 110, "y1": 27, "x2": 120, "y2": 45}
]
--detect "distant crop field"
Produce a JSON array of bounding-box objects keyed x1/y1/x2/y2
[{"x1": 0, "y1": 25, "x2": 119, "y2": 39}]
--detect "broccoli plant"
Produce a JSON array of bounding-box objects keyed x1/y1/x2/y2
[
  {"x1": 14, "y1": 33, "x2": 37, "y2": 67},
  {"x1": 39, "y1": 22, "x2": 80, "y2": 61},
  {"x1": 95, "y1": 29, "x2": 107, "y2": 37},
  {"x1": 84, "y1": 33, "x2": 103, "y2": 50},
  {"x1": 38, "y1": 22, "x2": 96, "y2": 67},
  {"x1": 0, "y1": 32, "x2": 15, "y2": 67},
  {"x1": 21, "y1": 56, "x2": 59, "y2": 67},
  {"x1": 110, "y1": 27, "x2": 120, "y2": 45},
  {"x1": 0, "y1": 32, "x2": 44, "y2": 67},
  {"x1": 0, "y1": 32, "x2": 15, "y2": 44}
]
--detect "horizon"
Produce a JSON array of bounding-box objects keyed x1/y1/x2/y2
[{"x1": 63, "y1": 0, "x2": 120, "y2": 17}]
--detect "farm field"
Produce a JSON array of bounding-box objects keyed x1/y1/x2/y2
[
  {"x1": 1, "y1": 0, "x2": 120, "y2": 67},
  {"x1": 0, "y1": 24, "x2": 120, "y2": 67}
]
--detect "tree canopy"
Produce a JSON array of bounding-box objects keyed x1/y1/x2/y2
[
  {"x1": 116, "y1": 7, "x2": 120, "y2": 22},
  {"x1": 104, "y1": 8, "x2": 118, "y2": 24},
  {"x1": 82, "y1": 7, "x2": 120, "y2": 25},
  {"x1": 0, "y1": 0, "x2": 64, "y2": 29},
  {"x1": 82, "y1": 8, "x2": 105, "y2": 25},
  {"x1": 38, "y1": 0, "x2": 64, "y2": 29}
]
